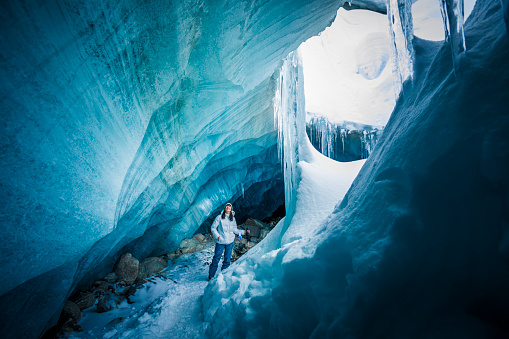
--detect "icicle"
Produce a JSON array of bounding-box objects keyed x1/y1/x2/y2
[
  {"x1": 273, "y1": 51, "x2": 306, "y2": 222},
  {"x1": 387, "y1": 0, "x2": 414, "y2": 99},
  {"x1": 341, "y1": 129, "x2": 345, "y2": 154},
  {"x1": 439, "y1": 0, "x2": 466, "y2": 77}
]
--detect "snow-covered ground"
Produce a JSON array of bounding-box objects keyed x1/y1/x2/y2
[{"x1": 70, "y1": 246, "x2": 215, "y2": 339}]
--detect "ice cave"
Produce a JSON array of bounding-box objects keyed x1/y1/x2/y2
[{"x1": 1, "y1": 0, "x2": 509, "y2": 338}]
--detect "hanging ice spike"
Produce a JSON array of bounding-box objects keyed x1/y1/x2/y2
[{"x1": 439, "y1": 0, "x2": 466, "y2": 78}]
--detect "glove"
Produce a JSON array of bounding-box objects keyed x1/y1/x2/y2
[{"x1": 238, "y1": 235, "x2": 242, "y2": 240}]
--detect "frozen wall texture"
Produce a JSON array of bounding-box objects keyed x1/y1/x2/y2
[
  {"x1": 0, "y1": 0, "x2": 355, "y2": 337},
  {"x1": 203, "y1": 0, "x2": 509, "y2": 337}
]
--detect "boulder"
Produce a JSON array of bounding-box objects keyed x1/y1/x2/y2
[
  {"x1": 90, "y1": 280, "x2": 109, "y2": 293},
  {"x1": 96, "y1": 293, "x2": 124, "y2": 313},
  {"x1": 179, "y1": 238, "x2": 199, "y2": 249},
  {"x1": 141, "y1": 257, "x2": 167, "y2": 275},
  {"x1": 96, "y1": 297, "x2": 113, "y2": 313},
  {"x1": 245, "y1": 225, "x2": 261, "y2": 237},
  {"x1": 60, "y1": 301, "x2": 81, "y2": 323},
  {"x1": 180, "y1": 246, "x2": 197, "y2": 254},
  {"x1": 104, "y1": 272, "x2": 117, "y2": 283},
  {"x1": 259, "y1": 229, "x2": 269, "y2": 240},
  {"x1": 57, "y1": 318, "x2": 83, "y2": 336},
  {"x1": 164, "y1": 252, "x2": 180, "y2": 260},
  {"x1": 178, "y1": 238, "x2": 199, "y2": 254},
  {"x1": 193, "y1": 233, "x2": 207, "y2": 243},
  {"x1": 135, "y1": 263, "x2": 149, "y2": 285},
  {"x1": 69, "y1": 291, "x2": 96, "y2": 310},
  {"x1": 113, "y1": 253, "x2": 139, "y2": 285},
  {"x1": 244, "y1": 218, "x2": 268, "y2": 229}
]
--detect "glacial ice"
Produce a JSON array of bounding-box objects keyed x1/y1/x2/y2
[
  {"x1": 387, "y1": 0, "x2": 415, "y2": 97},
  {"x1": 306, "y1": 116, "x2": 381, "y2": 161},
  {"x1": 440, "y1": 0, "x2": 467, "y2": 76}
]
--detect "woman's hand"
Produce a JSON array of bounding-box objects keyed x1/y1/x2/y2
[{"x1": 246, "y1": 230, "x2": 250, "y2": 235}]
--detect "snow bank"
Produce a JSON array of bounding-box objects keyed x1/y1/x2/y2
[{"x1": 203, "y1": 0, "x2": 509, "y2": 337}]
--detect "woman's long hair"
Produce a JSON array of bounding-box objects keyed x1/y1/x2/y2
[{"x1": 221, "y1": 207, "x2": 234, "y2": 221}]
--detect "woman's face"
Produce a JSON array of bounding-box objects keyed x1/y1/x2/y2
[{"x1": 225, "y1": 205, "x2": 232, "y2": 213}]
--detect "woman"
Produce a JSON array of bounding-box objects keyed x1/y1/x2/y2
[{"x1": 209, "y1": 203, "x2": 249, "y2": 280}]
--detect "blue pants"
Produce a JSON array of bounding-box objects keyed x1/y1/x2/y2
[{"x1": 209, "y1": 242, "x2": 233, "y2": 278}]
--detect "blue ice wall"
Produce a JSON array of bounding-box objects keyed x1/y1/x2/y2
[{"x1": 0, "y1": 0, "x2": 343, "y2": 337}]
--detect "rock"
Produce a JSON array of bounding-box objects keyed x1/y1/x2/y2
[
  {"x1": 57, "y1": 318, "x2": 83, "y2": 336},
  {"x1": 124, "y1": 285, "x2": 137, "y2": 297},
  {"x1": 96, "y1": 293, "x2": 124, "y2": 313},
  {"x1": 69, "y1": 291, "x2": 96, "y2": 310},
  {"x1": 164, "y1": 252, "x2": 180, "y2": 260},
  {"x1": 60, "y1": 301, "x2": 81, "y2": 323},
  {"x1": 259, "y1": 229, "x2": 269, "y2": 240},
  {"x1": 135, "y1": 263, "x2": 149, "y2": 285},
  {"x1": 234, "y1": 237, "x2": 247, "y2": 245},
  {"x1": 141, "y1": 257, "x2": 167, "y2": 275},
  {"x1": 104, "y1": 272, "x2": 117, "y2": 283},
  {"x1": 179, "y1": 238, "x2": 199, "y2": 249},
  {"x1": 96, "y1": 297, "x2": 113, "y2": 313},
  {"x1": 180, "y1": 246, "x2": 198, "y2": 254},
  {"x1": 113, "y1": 253, "x2": 139, "y2": 285},
  {"x1": 244, "y1": 218, "x2": 268, "y2": 229},
  {"x1": 90, "y1": 280, "x2": 109, "y2": 293},
  {"x1": 244, "y1": 225, "x2": 261, "y2": 237},
  {"x1": 193, "y1": 233, "x2": 207, "y2": 243}
]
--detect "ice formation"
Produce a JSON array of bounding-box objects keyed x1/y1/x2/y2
[
  {"x1": 306, "y1": 116, "x2": 381, "y2": 162},
  {"x1": 439, "y1": 0, "x2": 466, "y2": 77},
  {"x1": 387, "y1": 0, "x2": 415, "y2": 97},
  {"x1": 1, "y1": 0, "x2": 508, "y2": 338}
]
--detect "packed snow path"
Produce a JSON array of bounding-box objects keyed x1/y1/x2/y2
[{"x1": 71, "y1": 246, "x2": 215, "y2": 339}]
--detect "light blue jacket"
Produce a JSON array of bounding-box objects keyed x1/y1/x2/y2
[{"x1": 211, "y1": 212, "x2": 245, "y2": 245}]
